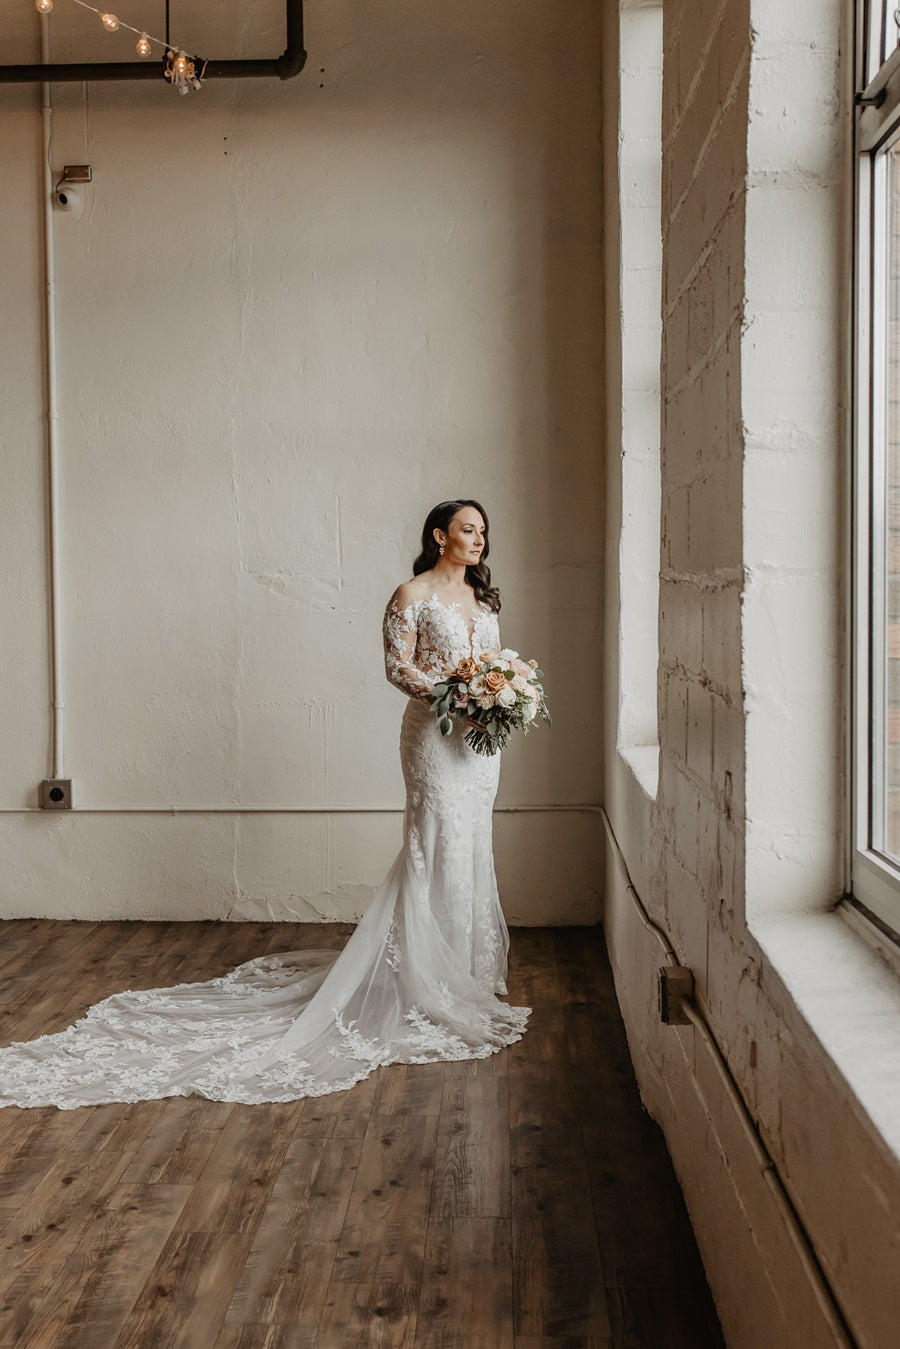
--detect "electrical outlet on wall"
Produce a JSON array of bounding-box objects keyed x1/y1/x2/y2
[{"x1": 40, "y1": 779, "x2": 73, "y2": 810}]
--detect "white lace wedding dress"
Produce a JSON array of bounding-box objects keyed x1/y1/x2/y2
[{"x1": 0, "y1": 593, "x2": 529, "y2": 1109}]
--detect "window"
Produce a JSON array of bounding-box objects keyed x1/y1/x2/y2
[
  {"x1": 615, "y1": 0, "x2": 663, "y2": 794},
  {"x1": 853, "y1": 2, "x2": 900, "y2": 935}
]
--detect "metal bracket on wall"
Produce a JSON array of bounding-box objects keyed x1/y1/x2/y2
[{"x1": 0, "y1": 0, "x2": 305, "y2": 84}]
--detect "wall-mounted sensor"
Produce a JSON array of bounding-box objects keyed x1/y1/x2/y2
[
  {"x1": 54, "y1": 164, "x2": 91, "y2": 214},
  {"x1": 54, "y1": 185, "x2": 80, "y2": 211}
]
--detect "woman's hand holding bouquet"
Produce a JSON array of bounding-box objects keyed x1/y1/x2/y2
[{"x1": 430, "y1": 648, "x2": 550, "y2": 756}]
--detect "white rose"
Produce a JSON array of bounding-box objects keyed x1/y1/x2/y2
[
  {"x1": 521, "y1": 700, "x2": 537, "y2": 722},
  {"x1": 496, "y1": 684, "x2": 517, "y2": 708},
  {"x1": 469, "y1": 673, "x2": 487, "y2": 696},
  {"x1": 499, "y1": 648, "x2": 519, "y2": 660}
]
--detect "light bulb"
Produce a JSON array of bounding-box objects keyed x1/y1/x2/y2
[
  {"x1": 35, "y1": 0, "x2": 54, "y2": 13},
  {"x1": 136, "y1": 33, "x2": 151, "y2": 57},
  {"x1": 100, "y1": 13, "x2": 119, "y2": 32},
  {"x1": 174, "y1": 54, "x2": 189, "y2": 77}
]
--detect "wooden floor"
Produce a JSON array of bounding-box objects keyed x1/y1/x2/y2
[{"x1": 0, "y1": 920, "x2": 723, "y2": 1348}]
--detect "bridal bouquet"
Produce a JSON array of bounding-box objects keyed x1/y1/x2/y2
[{"x1": 431, "y1": 648, "x2": 550, "y2": 756}]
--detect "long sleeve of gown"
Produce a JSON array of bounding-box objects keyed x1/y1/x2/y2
[{"x1": 383, "y1": 597, "x2": 434, "y2": 701}]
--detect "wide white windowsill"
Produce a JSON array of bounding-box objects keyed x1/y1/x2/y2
[
  {"x1": 752, "y1": 908, "x2": 900, "y2": 1162},
  {"x1": 617, "y1": 742, "x2": 660, "y2": 800}
]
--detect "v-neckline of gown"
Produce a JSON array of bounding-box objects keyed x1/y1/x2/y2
[{"x1": 428, "y1": 592, "x2": 483, "y2": 651}]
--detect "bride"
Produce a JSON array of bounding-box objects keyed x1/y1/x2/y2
[{"x1": 0, "y1": 499, "x2": 530, "y2": 1109}]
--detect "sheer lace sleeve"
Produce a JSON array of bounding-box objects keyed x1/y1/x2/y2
[{"x1": 383, "y1": 596, "x2": 434, "y2": 701}]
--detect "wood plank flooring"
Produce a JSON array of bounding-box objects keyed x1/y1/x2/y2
[{"x1": 0, "y1": 921, "x2": 724, "y2": 1348}]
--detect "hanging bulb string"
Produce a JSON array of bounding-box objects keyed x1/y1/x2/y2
[
  {"x1": 67, "y1": 0, "x2": 180, "y2": 57},
  {"x1": 37, "y1": 0, "x2": 197, "y2": 68},
  {"x1": 34, "y1": 0, "x2": 205, "y2": 88}
]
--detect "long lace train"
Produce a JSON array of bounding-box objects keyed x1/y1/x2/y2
[{"x1": 0, "y1": 593, "x2": 529, "y2": 1109}]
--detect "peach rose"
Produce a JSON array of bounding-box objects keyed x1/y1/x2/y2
[
  {"x1": 484, "y1": 670, "x2": 508, "y2": 695},
  {"x1": 479, "y1": 650, "x2": 499, "y2": 663},
  {"x1": 456, "y1": 656, "x2": 479, "y2": 680}
]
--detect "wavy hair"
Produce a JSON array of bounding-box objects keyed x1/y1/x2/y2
[{"x1": 412, "y1": 499, "x2": 500, "y2": 614}]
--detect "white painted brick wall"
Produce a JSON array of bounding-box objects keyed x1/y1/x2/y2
[{"x1": 603, "y1": 0, "x2": 900, "y2": 1346}]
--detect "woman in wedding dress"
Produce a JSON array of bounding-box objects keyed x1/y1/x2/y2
[{"x1": 0, "y1": 499, "x2": 529, "y2": 1109}]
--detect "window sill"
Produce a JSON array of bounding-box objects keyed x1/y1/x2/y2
[
  {"x1": 752, "y1": 908, "x2": 900, "y2": 1163},
  {"x1": 841, "y1": 894, "x2": 900, "y2": 978},
  {"x1": 617, "y1": 742, "x2": 659, "y2": 800}
]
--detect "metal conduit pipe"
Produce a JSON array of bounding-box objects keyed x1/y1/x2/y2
[
  {"x1": 680, "y1": 1000, "x2": 856, "y2": 1348},
  {"x1": 39, "y1": 25, "x2": 64, "y2": 781},
  {"x1": 0, "y1": 0, "x2": 305, "y2": 83},
  {"x1": 599, "y1": 806, "x2": 857, "y2": 1348},
  {"x1": 0, "y1": 804, "x2": 607, "y2": 815}
]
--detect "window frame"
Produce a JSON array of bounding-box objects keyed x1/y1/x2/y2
[{"x1": 852, "y1": 1, "x2": 900, "y2": 938}]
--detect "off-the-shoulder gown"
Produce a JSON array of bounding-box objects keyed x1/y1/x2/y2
[{"x1": 0, "y1": 593, "x2": 529, "y2": 1108}]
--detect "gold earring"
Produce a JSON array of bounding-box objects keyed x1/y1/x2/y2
[{"x1": 439, "y1": 544, "x2": 445, "y2": 556}]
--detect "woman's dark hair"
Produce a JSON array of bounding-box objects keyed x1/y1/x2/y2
[{"x1": 412, "y1": 499, "x2": 500, "y2": 613}]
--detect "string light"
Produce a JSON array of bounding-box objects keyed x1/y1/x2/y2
[
  {"x1": 35, "y1": 0, "x2": 206, "y2": 94},
  {"x1": 165, "y1": 46, "x2": 201, "y2": 94}
]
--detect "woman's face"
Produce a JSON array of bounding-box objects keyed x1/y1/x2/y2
[{"x1": 436, "y1": 506, "x2": 486, "y2": 568}]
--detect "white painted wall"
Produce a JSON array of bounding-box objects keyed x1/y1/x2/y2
[
  {"x1": 0, "y1": 0, "x2": 604, "y2": 923},
  {"x1": 603, "y1": 1, "x2": 900, "y2": 1346}
]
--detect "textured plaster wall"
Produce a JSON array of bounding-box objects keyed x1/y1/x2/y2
[
  {"x1": 0, "y1": 0, "x2": 604, "y2": 923},
  {"x1": 602, "y1": 1, "x2": 900, "y2": 1346}
]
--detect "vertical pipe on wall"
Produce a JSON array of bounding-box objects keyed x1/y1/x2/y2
[{"x1": 39, "y1": 26, "x2": 64, "y2": 779}]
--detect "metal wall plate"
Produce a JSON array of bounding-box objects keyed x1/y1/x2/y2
[
  {"x1": 40, "y1": 779, "x2": 73, "y2": 809},
  {"x1": 658, "y1": 965, "x2": 694, "y2": 1025}
]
